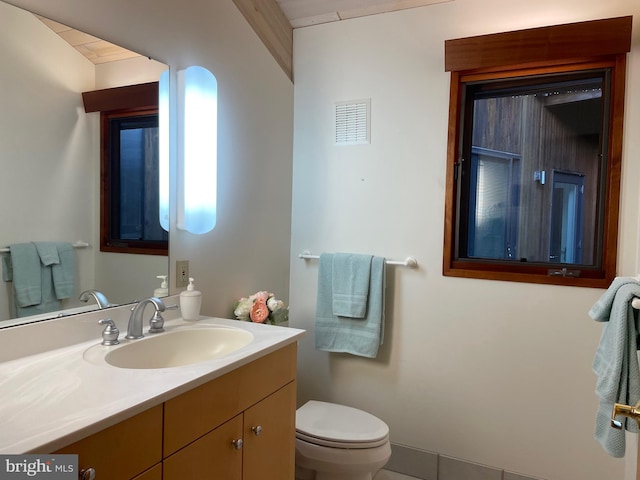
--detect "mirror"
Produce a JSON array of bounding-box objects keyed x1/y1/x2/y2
[{"x1": 0, "y1": 1, "x2": 169, "y2": 328}]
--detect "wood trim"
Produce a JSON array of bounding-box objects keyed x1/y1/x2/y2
[
  {"x1": 99, "y1": 108, "x2": 168, "y2": 256},
  {"x1": 83, "y1": 82, "x2": 159, "y2": 113},
  {"x1": 232, "y1": 0, "x2": 293, "y2": 81},
  {"x1": 442, "y1": 71, "x2": 461, "y2": 278},
  {"x1": 445, "y1": 16, "x2": 632, "y2": 72},
  {"x1": 442, "y1": 55, "x2": 626, "y2": 288}
]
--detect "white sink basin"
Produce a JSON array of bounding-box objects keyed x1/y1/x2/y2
[{"x1": 84, "y1": 326, "x2": 254, "y2": 369}]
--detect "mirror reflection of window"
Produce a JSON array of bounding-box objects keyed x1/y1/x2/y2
[{"x1": 110, "y1": 114, "x2": 166, "y2": 244}]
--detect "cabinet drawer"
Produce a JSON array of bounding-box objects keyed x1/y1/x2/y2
[
  {"x1": 164, "y1": 342, "x2": 296, "y2": 456},
  {"x1": 54, "y1": 405, "x2": 162, "y2": 479}
]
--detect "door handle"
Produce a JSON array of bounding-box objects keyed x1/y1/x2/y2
[{"x1": 611, "y1": 401, "x2": 640, "y2": 429}]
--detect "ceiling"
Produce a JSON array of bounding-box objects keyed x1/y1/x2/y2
[
  {"x1": 34, "y1": 0, "x2": 452, "y2": 65},
  {"x1": 35, "y1": 14, "x2": 140, "y2": 65},
  {"x1": 276, "y1": 0, "x2": 452, "y2": 28}
]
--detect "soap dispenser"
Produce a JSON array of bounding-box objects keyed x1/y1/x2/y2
[
  {"x1": 154, "y1": 275, "x2": 169, "y2": 298},
  {"x1": 180, "y1": 277, "x2": 201, "y2": 321}
]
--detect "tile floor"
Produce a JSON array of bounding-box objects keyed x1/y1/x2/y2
[{"x1": 375, "y1": 470, "x2": 421, "y2": 480}]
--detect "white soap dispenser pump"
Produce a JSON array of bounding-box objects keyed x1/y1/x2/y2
[
  {"x1": 180, "y1": 277, "x2": 202, "y2": 321},
  {"x1": 154, "y1": 275, "x2": 169, "y2": 298}
]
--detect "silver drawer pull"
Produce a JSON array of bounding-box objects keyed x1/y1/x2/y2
[
  {"x1": 80, "y1": 468, "x2": 96, "y2": 480},
  {"x1": 232, "y1": 438, "x2": 243, "y2": 450},
  {"x1": 251, "y1": 425, "x2": 263, "y2": 436}
]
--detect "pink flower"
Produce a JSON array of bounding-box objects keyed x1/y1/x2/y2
[
  {"x1": 250, "y1": 291, "x2": 270, "y2": 302},
  {"x1": 250, "y1": 299, "x2": 270, "y2": 323}
]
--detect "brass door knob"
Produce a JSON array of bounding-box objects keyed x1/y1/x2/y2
[{"x1": 611, "y1": 401, "x2": 640, "y2": 429}]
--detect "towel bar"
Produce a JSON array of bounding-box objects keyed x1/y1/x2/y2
[
  {"x1": 298, "y1": 251, "x2": 418, "y2": 268},
  {"x1": 0, "y1": 241, "x2": 89, "y2": 254}
]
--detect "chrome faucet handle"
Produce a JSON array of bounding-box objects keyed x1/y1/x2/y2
[
  {"x1": 149, "y1": 311, "x2": 165, "y2": 333},
  {"x1": 98, "y1": 318, "x2": 120, "y2": 346},
  {"x1": 148, "y1": 304, "x2": 179, "y2": 334}
]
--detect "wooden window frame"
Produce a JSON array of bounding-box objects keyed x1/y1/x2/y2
[
  {"x1": 442, "y1": 17, "x2": 632, "y2": 288},
  {"x1": 82, "y1": 82, "x2": 168, "y2": 256}
]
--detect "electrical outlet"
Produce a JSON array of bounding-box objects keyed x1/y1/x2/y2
[{"x1": 176, "y1": 260, "x2": 189, "y2": 288}]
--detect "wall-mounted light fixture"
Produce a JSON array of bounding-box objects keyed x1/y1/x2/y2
[
  {"x1": 176, "y1": 66, "x2": 218, "y2": 234},
  {"x1": 159, "y1": 69, "x2": 170, "y2": 232},
  {"x1": 159, "y1": 66, "x2": 218, "y2": 235}
]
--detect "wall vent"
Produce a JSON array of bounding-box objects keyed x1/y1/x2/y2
[{"x1": 335, "y1": 99, "x2": 370, "y2": 145}]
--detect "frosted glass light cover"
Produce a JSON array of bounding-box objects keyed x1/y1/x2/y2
[
  {"x1": 158, "y1": 69, "x2": 170, "y2": 232},
  {"x1": 177, "y1": 66, "x2": 218, "y2": 234}
]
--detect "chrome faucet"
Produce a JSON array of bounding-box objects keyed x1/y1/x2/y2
[
  {"x1": 79, "y1": 289, "x2": 112, "y2": 309},
  {"x1": 126, "y1": 297, "x2": 166, "y2": 339}
]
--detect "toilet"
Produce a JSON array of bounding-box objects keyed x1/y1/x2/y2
[{"x1": 295, "y1": 400, "x2": 391, "y2": 480}]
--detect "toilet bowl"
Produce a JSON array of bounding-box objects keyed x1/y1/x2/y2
[{"x1": 295, "y1": 400, "x2": 391, "y2": 480}]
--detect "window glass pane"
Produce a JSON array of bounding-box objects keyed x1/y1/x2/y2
[
  {"x1": 459, "y1": 73, "x2": 606, "y2": 268},
  {"x1": 108, "y1": 115, "x2": 167, "y2": 248}
]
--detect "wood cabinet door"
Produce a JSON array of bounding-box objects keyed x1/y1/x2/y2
[
  {"x1": 163, "y1": 414, "x2": 243, "y2": 480},
  {"x1": 243, "y1": 381, "x2": 296, "y2": 480},
  {"x1": 132, "y1": 463, "x2": 162, "y2": 480},
  {"x1": 54, "y1": 405, "x2": 162, "y2": 480}
]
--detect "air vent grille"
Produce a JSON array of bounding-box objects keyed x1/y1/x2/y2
[{"x1": 335, "y1": 99, "x2": 370, "y2": 145}]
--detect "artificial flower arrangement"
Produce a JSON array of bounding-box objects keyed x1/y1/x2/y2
[{"x1": 233, "y1": 291, "x2": 288, "y2": 325}]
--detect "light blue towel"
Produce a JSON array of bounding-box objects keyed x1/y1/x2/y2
[
  {"x1": 51, "y1": 242, "x2": 75, "y2": 299},
  {"x1": 34, "y1": 242, "x2": 60, "y2": 267},
  {"x1": 589, "y1": 277, "x2": 640, "y2": 458},
  {"x1": 315, "y1": 253, "x2": 386, "y2": 358},
  {"x1": 332, "y1": 253, "x2": 372, "y2": 318},
  {"x1": 8, "y1": 243, "x2": 42, "y2": 308},
  {"x1": 14, "y1": 264, "x2": 62, "y2": 318},
  {"x1": 2, "y1": 252, "x2": 13, "y2": 282}
]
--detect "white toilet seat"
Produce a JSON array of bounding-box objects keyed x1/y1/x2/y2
[{"x1": 296, "y1": 401, "x2": 389, "y2": 449}]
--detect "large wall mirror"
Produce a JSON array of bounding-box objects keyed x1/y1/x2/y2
[{"x1": 0, "y1": 1, "x2": 169, "y2": 328}]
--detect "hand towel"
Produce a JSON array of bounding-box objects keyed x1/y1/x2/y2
[
  {"x1": 315, "y1": 253, "x2": 386, "y2": 358},
  {"x1": 589, "y1": 277, "x2": 640, "y2": 457},
  {"x1": 34, "y1": 242, "x2": 60, "y2": 267},
  {"x1": 2, "y1": 253, "x2": 12, "y2": 282},
  {"x1": 51, "y1": 242, "x2": 75, "y2": 299},
  {"x1": 8, "y1": 243, "x2": 41, "y2": 308},
  {"x1": 332, "y1": 253, "x2": 372, "y2": 318}
]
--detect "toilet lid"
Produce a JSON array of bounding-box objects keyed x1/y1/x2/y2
[{"x1": 296, "y1": 401, "x2": 389, "y2": 448}]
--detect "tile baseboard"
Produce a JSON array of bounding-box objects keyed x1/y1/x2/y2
[{"x1": 384, "y1": 443, "x2": 545, "y2": 480}]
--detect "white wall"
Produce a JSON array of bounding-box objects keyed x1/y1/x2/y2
[
  {"x1": 0, "y1": 2, "x2": 95, "y2": 318},
  {"x1": 289, "y1": 1, "x2": 640, "y2": 480}
]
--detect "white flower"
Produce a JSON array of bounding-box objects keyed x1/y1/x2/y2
[
  {"x1": 267, "y1": 297, "x2": 284, "y2": 312},
  {"x1": 234, "y1": 297, "x2": 253, "y2": 320}
]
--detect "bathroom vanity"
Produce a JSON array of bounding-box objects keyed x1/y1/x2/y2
[
  {"x1": 55, "y1": 344, "x2": 296, "y2": 479},
  {"x1": 0, "y1": 302, "x2": 303, "y2": 480}
]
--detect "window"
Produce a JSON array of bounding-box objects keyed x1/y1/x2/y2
[
  {"x1": 101, "y1": 109, "x2": 168, "y2": 254},
  {"x1": 83, "y1": 82, "x2": 168, "y2": 256},
  {"x1": 443, "y1": 17, "x2": 632, "y2": 287}
]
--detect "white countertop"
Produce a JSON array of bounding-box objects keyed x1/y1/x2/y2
[{"x1": 0, "y1": 314, "x2": 304, "y2": 454}]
